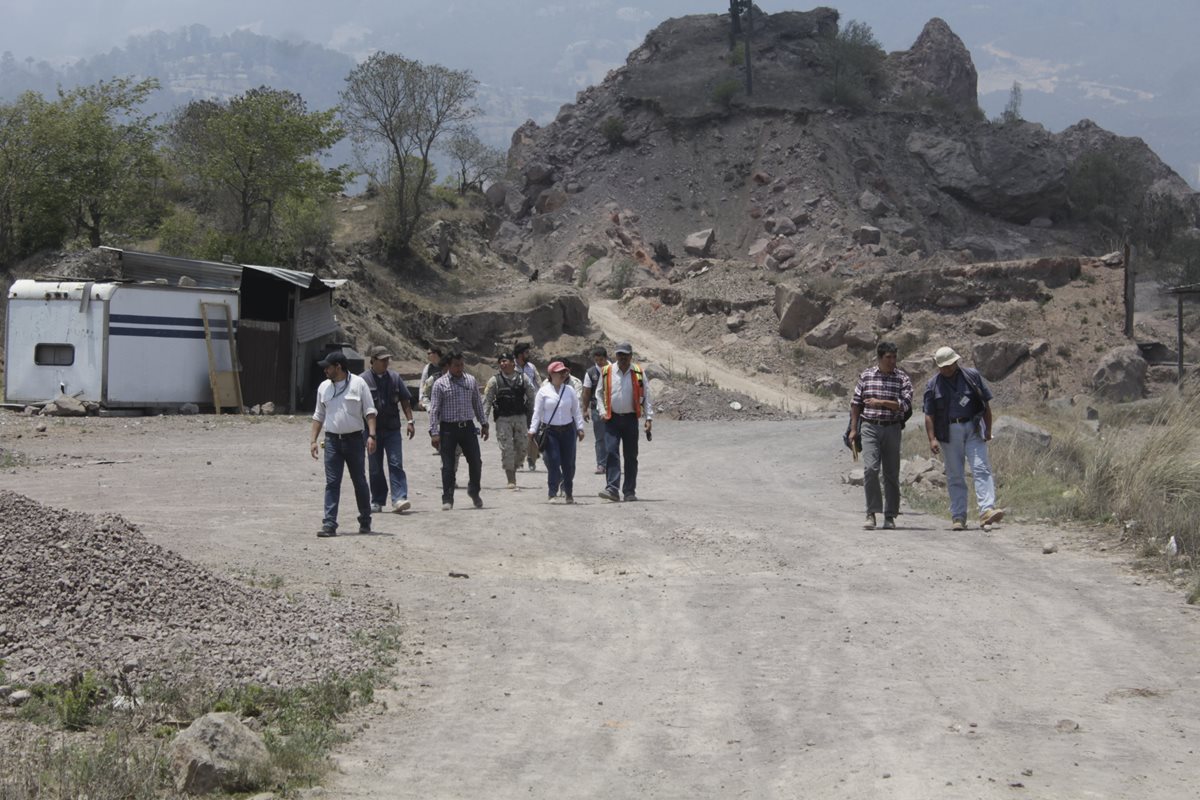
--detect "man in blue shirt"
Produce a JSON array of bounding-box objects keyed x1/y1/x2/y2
[
  {"x1": 362, "y1": 346, "x2": 416, "y2": 514},
  {"x1": 923, "y1": 346, "x2": 1005, "y2": 531}
]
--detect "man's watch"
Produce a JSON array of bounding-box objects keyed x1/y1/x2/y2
[{"x1": 368, "y1": 434, "x2": 377, "y2": 439}]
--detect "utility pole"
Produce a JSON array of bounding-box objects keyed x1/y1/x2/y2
[
  {"x1": 1124, "y1": 242, "x2": 1135, "y2": 338},
  {"x1": 744, "y1": 2, "x2": 755, "y2": 96}
]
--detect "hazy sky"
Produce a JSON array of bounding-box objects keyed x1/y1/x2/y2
[{"x1": 3, "y1": 2, "x2": 1197, "y2": 180}]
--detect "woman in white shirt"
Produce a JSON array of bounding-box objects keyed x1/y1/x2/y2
[{"x1": 528, "y1": 361, "x2": 586, "y2": 503}]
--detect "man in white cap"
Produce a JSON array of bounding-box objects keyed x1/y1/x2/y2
[{"x1": 923, "y1": 346, "x2": 1005, "y2": 531}]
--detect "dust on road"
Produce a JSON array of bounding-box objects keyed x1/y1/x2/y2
[{"x1": 1, "y1": 413, "x2": 1197, "y2": 799}]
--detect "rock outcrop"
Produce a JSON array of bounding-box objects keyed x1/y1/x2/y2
[{"x1": 886, "y1": 18, "x2": 978, "y2": 112}]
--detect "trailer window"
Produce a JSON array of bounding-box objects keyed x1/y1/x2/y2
[{"x1": 35, "y1": 343, "x2": 74, "y2": 366}]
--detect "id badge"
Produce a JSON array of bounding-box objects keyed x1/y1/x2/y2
[{"x1": 959, "y1": 395, "x2": 970, "y2": 408}]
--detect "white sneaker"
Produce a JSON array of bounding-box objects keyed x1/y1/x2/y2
[
  {"x1": 441, "y1": 502, "x2": 453, "y2": 511},
  {"x1": 370, "y1": 503, "x2": 383, "y2": 513},
  {"x1": 393, "y1": 499, "x2": 411, "y2": 513}
]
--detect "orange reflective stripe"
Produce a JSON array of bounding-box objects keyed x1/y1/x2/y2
[{"x1": 602, "y1": 364, "x2": 643, "y2": 420}]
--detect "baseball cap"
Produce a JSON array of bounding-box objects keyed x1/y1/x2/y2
[
  {"x1": 614, "y1": 342, "x2": 632, "y2": 355},
  {"x1": 548, "y1": 360, "x2": 569, "y2": 374},
  {"x1": 934, "y1": 346, "x2": 961, "y2": 367},
  {"x1": 367, "y1": 345, "x2": 392, "y2": 360},
  {"x1": 318, "y1": 351, "x2": 348, "y2": 368}
]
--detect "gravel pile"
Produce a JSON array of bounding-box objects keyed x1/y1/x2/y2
[
  {"x1": 654, "y1": 379, "x2": 801, "y2": 421},
  {"x1": 0, "y1": 490, "x2": 390, "y2": 689}
]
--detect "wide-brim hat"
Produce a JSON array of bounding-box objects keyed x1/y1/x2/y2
[{"x1": 934, "y1": 346, "x2": 961, "y2": 367}]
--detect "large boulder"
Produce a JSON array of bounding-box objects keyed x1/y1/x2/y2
[
  {"x1": 972, "y1": 340, "x2": 1030, "y2": 381},
  {"x1": 534, "y1": 187, "x2": 569, "y2": 215},
  {"x1": 1092, "y1": 346, "x2": 1147, "y2": 402},
  {"x1": 170, "y1": 712, "x2": 270, "y2": 795},
  {"x1": 684, "y1": 228, "x2": 715, "y2": 257},
  {"x1": 992, "y1": 416, "x2": 1052, "y2": 450},
  {"x1": 774, "y1": 285, "x2": 828, "y2": 341},
  {"x1": 805, "y1": 317, "x2": 851, "y2": 349}
]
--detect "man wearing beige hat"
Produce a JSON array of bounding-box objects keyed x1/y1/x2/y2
[{"x1": 923, "y1": 346, "x2": 1005, "y2": 531}]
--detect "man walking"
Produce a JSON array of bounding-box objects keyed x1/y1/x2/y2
[
  {"x1": 849, "y1": 342, "x2": 913, "y2": 530},
  {"x1": 362, "y1": 345, "x2": 416, "y2": 513},
  {"x1": 310, "y1": 352, "x2": 377, "y2": 537},
  {"x1": 417, "y1": 346, "x2": 443, "y2": 411},
  {"x1": 580, "y1": 346, "x2": 610, "y2": 475},
  {"x1": 923, "y1": 346, "x2": 1005, "y2": 531},
  {"x1": 514, "y1": 342, "x2": 542, "y2": 471},
  {"x1": 428, "y1": 352, "x2": 489, "y2": 510},
  {"x1": 483, "y1": 351, "x2": 537, "y2": 489},
  {"x1": 595, "y1": 342, "x2": 652, "y2": 502}
]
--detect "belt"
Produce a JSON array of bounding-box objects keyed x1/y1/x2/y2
[
  {"x1": 325, "y1": 430, "x2": 364, "y2": 440},
  {"x1": 547, "y1": 423, "x2": 574, "y2": 432},
  {"x1": 864, "y1": 419, "x2": 900, "y2": 426},
  {"x1": 610, "y1": 412, "x2": 637, "y2": 417},
  {"x1": 440, "y1": 420, "x2": 476, "y2": 429},
  {"x1": 950, "y1": 417, "x2": 974, "y2": 424}
]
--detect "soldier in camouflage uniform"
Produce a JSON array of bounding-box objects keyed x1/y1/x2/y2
[{"x1": 483, "y1": 352, "x2": 537, "y2": 489}]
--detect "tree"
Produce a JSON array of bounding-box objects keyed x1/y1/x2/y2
[
  {"x1": 340, "y1": 52, "x2": 478, "y2": 254},
  {"x1": 820, "y1": 20, "x2": 886, "y2": 110},
  {"x1": 43, "y1": 77, "x2": 163, "y2": 247},
  {"x1": 165, "y1": 87, "x2": 345, "y2": 262},
  {"x1": 443, "y1": 127, "x2": 505, "y2": 195},
  {"x1": 1000, "y1": 81, "x2": 1023, "y2": 125}
]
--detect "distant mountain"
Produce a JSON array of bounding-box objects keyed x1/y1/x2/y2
[{"x1": 2, "y1": 2, "x2": 1196, "y2": 187}]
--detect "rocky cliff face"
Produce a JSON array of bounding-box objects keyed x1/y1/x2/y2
[{"x1": 488, "y1": 7, "x2": 1194, "y2": 280}]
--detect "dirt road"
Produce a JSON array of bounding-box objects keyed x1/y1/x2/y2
[
  {"x1": 589, "y1": 299, "x2": 823, "y2": 413},
  {"x1": 2, "y1": 413, "x2": 1198, "y2": 799}
]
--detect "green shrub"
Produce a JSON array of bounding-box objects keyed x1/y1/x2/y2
[
  {"x1": 600, "y1": 116, "x2": 625, "y2": 147},
  {"x1": 610, "y1": 259, "x2": 636, "y2": 298},
  {"x1": 728, "y1": 42, "x2": 746, "y2": 67},
  {"x1": 712, "y1": 78, "x2": 740, "y2": 109}
]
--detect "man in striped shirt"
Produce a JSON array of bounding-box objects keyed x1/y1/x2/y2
[
  {"x1": 428, "y1": 352, "x2": 489, "y2": 510},
  {"x1": 850, "y1": 341, "x2": 913, "y2": 530}
]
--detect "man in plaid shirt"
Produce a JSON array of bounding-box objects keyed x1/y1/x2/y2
[
  {"x1": 850, "y1": 341, "x2": 913, "y2": 530},
  {"x1": 428, "y1": 352, "x2": 489, "y2": 510}
]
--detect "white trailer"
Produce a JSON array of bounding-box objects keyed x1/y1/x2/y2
[{"x1": 4, "y1": 280, "x2": 240, "y2": 408}]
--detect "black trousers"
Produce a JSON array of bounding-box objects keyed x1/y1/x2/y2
[{"x1": 440, "y1": 423, "x2": 482, "y2": 504}]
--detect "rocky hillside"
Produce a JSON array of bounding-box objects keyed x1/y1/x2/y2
[{"x1": 480, "y1": 7, "x2": 1197, "y2": 404}]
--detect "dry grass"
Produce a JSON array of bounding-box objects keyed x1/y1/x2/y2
[
  {"x1": 0, "y1": 624, "x2": 402, "y2": 797},
  {"x1": 993, "y1": 391, "x2": 1200, "y2": 561},
  {"x1": 903, "y1": 389, "x2": 1200, "y2": 576}
]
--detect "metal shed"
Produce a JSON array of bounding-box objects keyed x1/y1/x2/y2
[{"x1": 101, "y1": 248, "x2": 347, "y2": 410}]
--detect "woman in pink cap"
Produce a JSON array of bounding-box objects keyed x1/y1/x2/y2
[{"x1": 528, "y1": 361, "x2": 586, "y2": 503}]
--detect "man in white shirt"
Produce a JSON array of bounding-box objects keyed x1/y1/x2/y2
[
  {"x1": 310, "y1": 351, "x2": 377, "y2": 537},
  {"x1": 594, "y1": 342, "x2": 653, "y2": 502}
]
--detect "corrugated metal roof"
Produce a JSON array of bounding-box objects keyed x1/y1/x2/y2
[
  {"x1": 102, "y1": 248, "x2": 343, "y2": 292},
  {"x1": 242, "y1": 263, "x2": 319, "y2": 289},
  {"x1": 108, "y1": 248, "x2": 243, "y2": 289}
]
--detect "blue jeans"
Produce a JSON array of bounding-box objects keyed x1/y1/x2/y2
[
  {"x1": 366, "y1": 427, "x2": 407, "y2": 506},
  {"x1": 324, "y1": 433, "x2": 371, "y2": 530},
  {"x1": 542, "y1": 425, "x2": 577, "y2": 498},
  {"x1": 604, "y1": 413, "x2": 640, "y2": 497},
  {"x1": 590, "y1": 407, "x2": 607, "y2": 469},
  {"x1": 943, "y1": 420, "x2": 996, "y2": 520}
]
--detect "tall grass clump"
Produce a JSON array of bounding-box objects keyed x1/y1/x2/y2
[{"x1": 989, "y1": 390, "x2": 1200, "y2": 562}]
